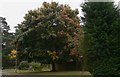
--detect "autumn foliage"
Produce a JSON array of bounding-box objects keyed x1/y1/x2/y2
[{"x1": 16, "y1": 2, "x2": 81, "y2": 65}]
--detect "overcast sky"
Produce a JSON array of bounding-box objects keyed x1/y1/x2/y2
[{"x1": 0, "y1": 0, "x2": 119, "y2": 32}]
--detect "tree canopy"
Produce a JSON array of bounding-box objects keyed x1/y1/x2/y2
[{"x1": 16, "y1": 2, "x2": 81, "y2": 65}]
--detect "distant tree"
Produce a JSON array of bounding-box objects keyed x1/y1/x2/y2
[
  {"x1": 0, "y1": 17, "x2": 15, "y2": 68},
  {"x1": 81, "y1": 2, "x2": 120, "y2": 76},
  {"x1": 15, "y1": 2, "x2": 80, "y2": 71}
]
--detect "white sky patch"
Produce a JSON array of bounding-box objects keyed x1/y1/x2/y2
[{"x1": 118, "y1": 1, "x2": 120, "y2": 9}]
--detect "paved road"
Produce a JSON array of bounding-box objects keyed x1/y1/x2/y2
[
  {"x1": 2, "y1": 75, "x2": 49, "y2": 77},
  {"x1": 2, "y1": 75, "x2": 92, "y2": 77}
]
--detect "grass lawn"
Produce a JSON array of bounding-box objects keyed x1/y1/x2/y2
[{"x1": 2, "y1": 69, "x2": 92, "y2": 77}]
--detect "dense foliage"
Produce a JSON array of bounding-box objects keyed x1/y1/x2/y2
[
  {"x1": 81, "y1": 2, "x2": 120, "y2": 76},
  {"x1": 0, "y1": 17, "x2": 15, "y2": 68},
  {"x1": 16, "y1": 2, "x2": 81, "y2": 70}
]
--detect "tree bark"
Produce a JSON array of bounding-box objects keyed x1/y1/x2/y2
[{"x1": 51, "y1": 61, "x2": 56, "y2": 71}]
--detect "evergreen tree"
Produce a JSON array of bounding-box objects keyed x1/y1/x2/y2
[
  {"x1": 81, "y1": 2, "x2": 120, "y2": 76},
  {"x1": 0, "y1": 17, "x2": 15, "y2": 68}
]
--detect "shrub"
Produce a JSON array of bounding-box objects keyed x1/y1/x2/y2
[
  {"x1": 2, "y1": 55, "x2": 16, "y2": 69},
  {"x1": 29, "y1": 62, "x2": 43, "y2": 71},
  {"x1": 18, "y1": 61, "x2": 29, "y2": 70}
]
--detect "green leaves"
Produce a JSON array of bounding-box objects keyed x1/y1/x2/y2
[
  {"x1": 1, "y1": 17, "x2": 15, "y2": 68},
  {"x1": 82, "y1": 2, "x2": 120, "y2": 76},
  {"x1": 16, "y1": 2, "x2": 80, "y2": 63}
]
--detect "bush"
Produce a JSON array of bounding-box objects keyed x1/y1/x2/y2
[
  {"x1": 2, "y1": 55, "x2": 16, "y2": 69},
  {"x1": 29, "y1": 62, "x2": 43, "y2": 71},
  {"x1": 18, "y1": 61, "x2": 29, "y2": 70}
]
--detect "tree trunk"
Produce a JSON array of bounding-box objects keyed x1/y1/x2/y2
[{"x1": 51, "y1": 61, "x2": 56, "y2": 71}]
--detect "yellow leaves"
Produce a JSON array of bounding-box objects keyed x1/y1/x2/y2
[
  {"x1": 11, "y1": 49, "x2": 17, "y2": 55},
  {"x1": 13, "y1": 55, "x2": 16, "y2": 58},
  {"x1": 47, "y1": 51, "x2": 59, "y2": 61},
  {"x1": 10, "y1": 55, "x2": 16, "y2": 59},
  {"x1": 8, "y1": 49, "x2": 17, "y2": 59}
]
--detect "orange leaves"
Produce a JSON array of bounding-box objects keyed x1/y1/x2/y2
[
  {"x1": 69, "y1": 48, "x2": 78, "y2": 56},
  {"x1": 59, "y1": 11, "x2": 80, "y2": 56},
  {"x1": 73, "y1": 32, "x2": 78, "y2": 37},
  {"x1": 57, "y1": 30, "x2": 69, "y2": 37},
  {"x1": 60, "y1": 12, "x2": 79, "y2": 27}
]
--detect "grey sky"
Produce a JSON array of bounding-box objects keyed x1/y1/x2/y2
[{"x1": 0, "y1": 0, "x2": 119, "y2": 32}]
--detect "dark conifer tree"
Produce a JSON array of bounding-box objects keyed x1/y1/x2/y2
[{"x1": 81, "y1": 2, "x2": 120, "y2": 76}]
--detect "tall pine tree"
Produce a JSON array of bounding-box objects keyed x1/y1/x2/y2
[{"x1": 81, "y1": 2, "x2": 120, "y2": 76}]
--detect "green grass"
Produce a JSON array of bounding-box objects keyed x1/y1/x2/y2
[{"x1": 2, "y1": 69, "x2": 92, "y2": 77}]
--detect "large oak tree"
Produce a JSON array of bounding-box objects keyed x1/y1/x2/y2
[{"x1": 16, "y1": 2, "x2": 81, "y2": 71}]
